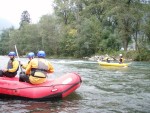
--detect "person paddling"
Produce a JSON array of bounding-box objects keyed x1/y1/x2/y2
[
  {"x1": 119, "y1": 54, "x2": 124, "y2": 64},
  {"x1": 0, "y1": 51, "x2": 19, "y2": 78},
  {"x1": 19, "y1": 50, "x2": 54, "y2": 84},
  {"x1": 103, "y1": 54, "x2": 110, "y2": 63},
  {"x1": 21, "y1": 52, "x2": 35, "y2": 69}
]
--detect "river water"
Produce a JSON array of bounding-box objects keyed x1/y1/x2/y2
[{"x1": 0, "y1": 56, "x2": 149, "y2": 113}]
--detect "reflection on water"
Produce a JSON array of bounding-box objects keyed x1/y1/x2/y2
[
  {"x1": 0, "y1": 93, "x2": 82, "y2": 113},
  {"x1": 0, "y1": 56, "x2": 150, "y2": 113}
]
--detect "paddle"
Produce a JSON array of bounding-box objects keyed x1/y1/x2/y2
[
  {"x1": 14, "y1": 45, "x2": 22, "y2": 72},
  {"x1": 14, "y1": 45, "x2": 25, "y2": 81},
  {"x1": 110, "y1": 56, "x2": 118, "y2": 61}
]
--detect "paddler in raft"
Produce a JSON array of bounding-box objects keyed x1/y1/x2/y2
[
  {"x1": 119, "y1": 54, "x2": 124, "y2": 64},
  {"x1": 21, "y1": 52, "x2": 35, "y2": 69},
  {"x1": 19, "y1": 50, "x2": 54, "y2": 85},
  {"x1": 0, "y1": 51, "x2": 19, "y2": 78},
  {"x1": 19, "y1": 52, "x2": 35, "y2": 81},
  {"x1": 103, "y1": 54, "x2": 110, "y2": 63}
]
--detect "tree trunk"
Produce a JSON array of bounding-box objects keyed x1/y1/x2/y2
[{"x1": 123, "y1": 36, "x2": 128, "y2": 51}]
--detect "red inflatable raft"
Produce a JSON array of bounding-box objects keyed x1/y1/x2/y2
[{"x1": 0, "y1": 73, "x2": 82, "y2": 100}]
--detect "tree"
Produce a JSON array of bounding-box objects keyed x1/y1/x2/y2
[
  {"x1": 20, "y1": 10, "x2": 31, "y2": 28},
  {"x1": 38, "y1": 15, "x2": 60, "y2": 55},
  {"x1": 101, "y1": 0, "x2": 149, "y2": 51},
  {"x1": 53, "y1": 0, "x2": 76, "y2": 25}
]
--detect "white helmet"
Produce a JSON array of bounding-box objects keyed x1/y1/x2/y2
[{"x1": 119, "y1": 54, "x2": 122, "y2": 56}]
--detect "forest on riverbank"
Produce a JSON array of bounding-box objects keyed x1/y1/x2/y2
[{"x1": 0, "y1": 0, "x2": 150, "y2": 61}]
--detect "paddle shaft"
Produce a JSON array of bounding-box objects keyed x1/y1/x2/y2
[{"x1": 15, "y1": 45, "x2": 23, "y2": 72}]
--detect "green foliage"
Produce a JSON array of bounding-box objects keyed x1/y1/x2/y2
[
  {"x1": 98, "y1": 29, "x2": 121, "y2": 53},
  {"x1": 126, "y1": 50, "x2": 150, "y2": 61},
  {"x1": 0, "y1": 0, "x2": 149, "y2": 61},
  {"x1": 74, "y1": 16, "x2": 102, "y2": 57},
  {"x1": 0, "y1": 27, "x2": 16, "y2": 54}
]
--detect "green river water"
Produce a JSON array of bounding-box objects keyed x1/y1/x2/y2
[{"x1": 0, "y1": 56, "x2": 149, "y2": 113}]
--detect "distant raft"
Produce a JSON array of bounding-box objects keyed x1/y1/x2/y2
[
  {"x1": 98, "y1": 61, "x2": 128, "y2": 67},
  {"x1": 0, "y1": 73, "x2": 82, "y2": 100}
]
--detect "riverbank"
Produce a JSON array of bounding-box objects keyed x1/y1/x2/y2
[
  {"x1": 83, "y1": 55, "x2": 132, "y2": 62},
  {"x1": 15, "y1": 50, "x2": 150, "y2": 62},
  {"x1": 84, "y1": 50, "x2": 150, "y2": 61}
]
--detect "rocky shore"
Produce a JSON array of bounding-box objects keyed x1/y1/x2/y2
[{"x1": 83, "y1": 55, "x2": 120, "y2": 62}]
